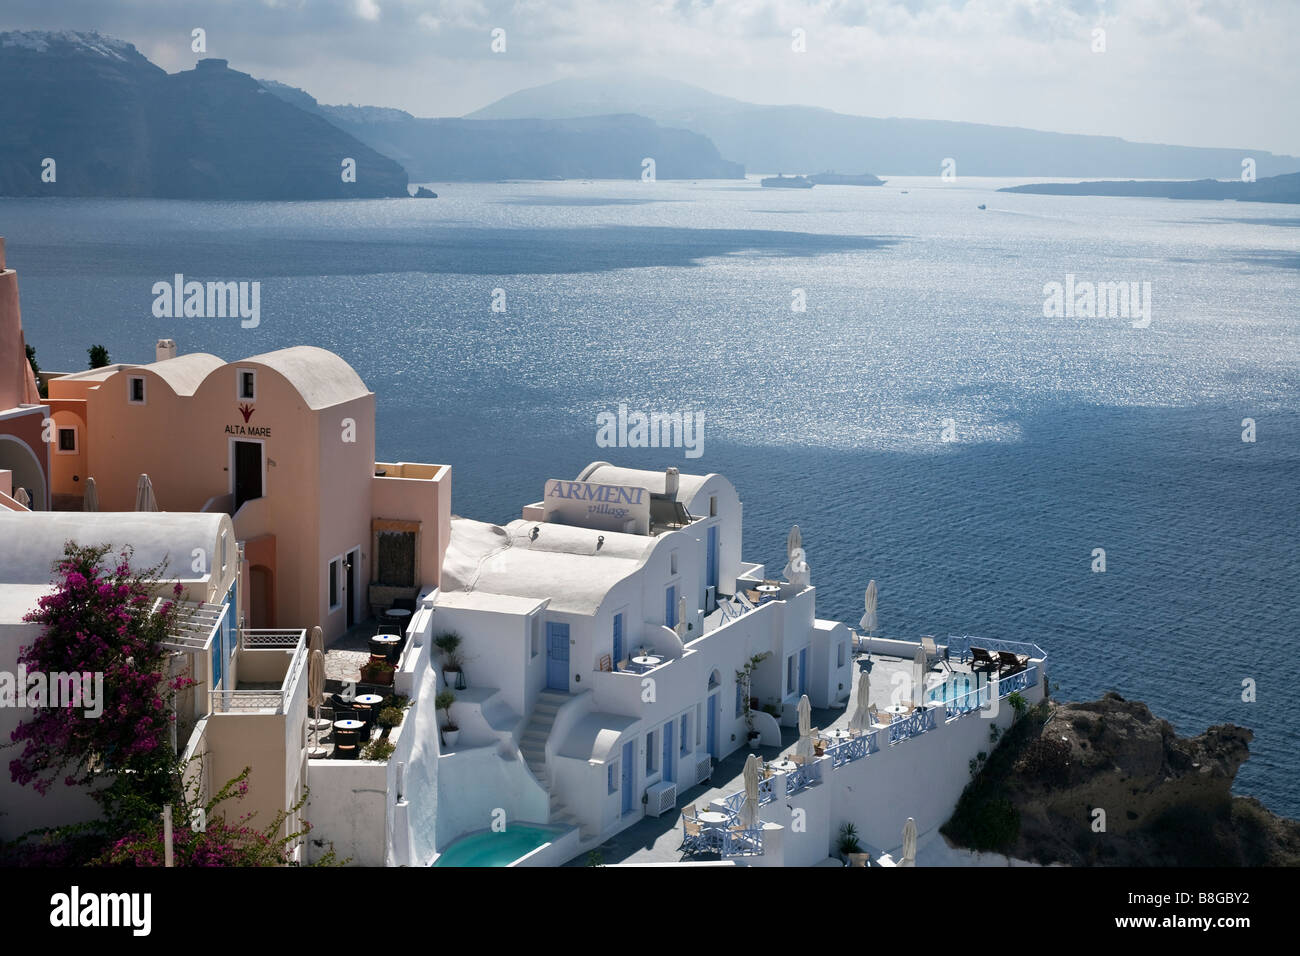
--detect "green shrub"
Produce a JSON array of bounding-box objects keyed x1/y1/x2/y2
[
  {"x1": 837, "y1": 821, "x2": 862, "y2": 855},
  {"x1": 377, "y1": 706, "x2": 404, "y2": 728},
  {"x1": 362, "y1": 739, "x2": 396, "y2": 761}
]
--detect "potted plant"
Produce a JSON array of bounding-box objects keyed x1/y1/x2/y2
[
  {"x1": 735, "y1": 652, "x2": 771, "y2": 749},
  {"x1": 377, "y1": 706, "x2": 404, "y2": 737},
  {"x1": 436, "y1": 689, "x2": 459, "y2": 748},
  {"x1": 433, "y1": 632, "x2": 464, "y2": 687},
  {"x1": 360, "y1": 657, "x2": 395, "y2": 686},
  {"x1": 837, "y1": 821, "x2": 862, "y2": 864}
]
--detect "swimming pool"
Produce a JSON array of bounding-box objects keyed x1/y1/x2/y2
[
  {"x1": 926, "y1": 675, "x2": 990, "y2": 709},
  {"x1": 432, "y1": 824, "x2": 566, "y2": 867}
]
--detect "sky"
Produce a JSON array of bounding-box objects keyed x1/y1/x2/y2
[{"x1": 4, "y1": 0, "x2": 1297, "y2": 155}]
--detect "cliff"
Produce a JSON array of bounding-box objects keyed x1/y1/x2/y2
[
  {"x1": 259, "y1": 81, "x2": 744, "y2": 182},
  {"x1": 942, "y1": 691, "x2": 1300, "y2": 866},
  {"x1": 0, "y1": 32, "x2": 409, "y2": 199}
]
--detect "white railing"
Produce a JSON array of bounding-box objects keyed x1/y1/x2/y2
[
  {"x1": 214, "y1": 630, "x2": 306, "y2": 715},
  {"x1": 241, "y1": 629, "x2": 304, "y2": 649}
]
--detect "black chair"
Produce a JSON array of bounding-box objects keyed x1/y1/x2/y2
[{"x1": 392, "y1": 597, "x2": 417, "y2": 613}]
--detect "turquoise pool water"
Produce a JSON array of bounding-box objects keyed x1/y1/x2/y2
[
  {"x1": 926, "y1": 676, "x2": 988, "y2": 707},
  {"x1": 433, "y1": 825, "x2": 563, "y2": 867}
]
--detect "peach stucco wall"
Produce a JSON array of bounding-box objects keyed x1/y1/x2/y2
[{"x1": 372, "y1": 462, "x2": 451, "y2": 591}]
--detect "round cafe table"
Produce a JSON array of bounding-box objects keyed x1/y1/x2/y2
[
  {"x1": 755, "y1": 584, "x2": 781, "y2": 602},
  {"x1": 371, "y1": 633, "x2": 401, "y2": 661},
  {"x1": 333, "y1": 719, "x2": 364, "y2": 745},
  {"x1": 884, "y1": 704, "x2": 910, "y2": 716},
  {"x1": 354, "y1": 693, "x2": 384, "y2": 707},
  {"x1": 384, "y1": 608, "x2": 411, "y2": 626},
  {"x1": 696, "y1": 811, "x2": 730, "y2": 828},
  {"x1": 768, "y1": 759, "x2": 798, "y2": 774},
  {"x1": 823, "y1": 729, "x2": 853, "y2": 743},
  {"x1": 631, "y1": 655, "x2": 662, "y2": 670}
]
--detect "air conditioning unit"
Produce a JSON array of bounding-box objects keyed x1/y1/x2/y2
[
  {"x1": 705, "y1": 585, "x2": 717, "y2": 614},
  {"x1": 645, "y1": 781, "x2": 677, "y2": 817},
  {"x1": 693, "y1": 753, "x2": 713, "y2": 786}
]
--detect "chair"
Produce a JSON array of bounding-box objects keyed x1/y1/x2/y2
[
  {"x1": 997, "y1": 650, "x2": 1028, "y2": 673},
  {"x1": 970, "y1": 647, "x2": 998, "y2": 673},
  {"x1": 616, "y1": 658, "x2": 630, "y2": 673},
  {"x1": 392, "y1": 597, "x2": 417, "y2": 613},
  {"x1": 597, "y1": 654, "x2": 612, "y2": 673},
  {"x1": 680, "y1": 818, "x2": 709, "y2": 855},
  {"x1": 790, "y1": 754, "x2": 806, "y2": 766},
  {"x1": 681, "y1": 805, "x2": 698, "y2": 821},
  {"x1": 921, "y1": 636, "x2": 947, "y2": 672}
]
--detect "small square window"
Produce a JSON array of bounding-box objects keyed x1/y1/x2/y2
[
  {"x1": 328, "y1": 558, "x2": 341, "y2": 611},
  {"x1": 646, "y1": 731, "x2": 658, "y2": 775},
  {"x1": 238, "y1": 369, "x2": 256, "y2": 401},
  {"x1": 128, "y1": 376, "x2": 146, "y2": 404},
  {"x1": 57, "y1": 428, "x2": 77, "y2": 453}
]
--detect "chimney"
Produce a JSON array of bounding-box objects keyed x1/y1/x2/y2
[
  {"x1": 664, "y1": 467, "x2": 680, "y2": 498},
  {"x1": 156, "y1": 339, "x2": 178, "y2": 362}
]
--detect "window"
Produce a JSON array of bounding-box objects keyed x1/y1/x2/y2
[
  {"x1": 220, "y1": 532, "x2": 229, "y2": 574},
  {"x1": 735, "y1": 679, "x2": 745, "y2": 718},
  {"x1": 612, "y1": 612, "x2": 623, "y2": 665},
  {"x1": 328, "y1": 557, "x2": 341, "y2": 611},
  {"x1": 670, "y1": 551, "x2": 678, "y2": 575},
  {"x1": 608, "y1": 761, "x2": 618, "y2": 795},
  {"x1": 646, "y1": 731, "x2": 659, "y2": 775},
  {"x1": 128, "y1": 376, "x2": 146, "y2": 404},
  {"x1": 665, "y1": 585, "x2": 677, "y2": 629},
  {"x1": 237, "y1": 368, "x2": 256, "y2": 401},
  {"x1": 680, "y1": 714, "x2": 690, "y2": 755},
  {"x1": 837, "y1": 642, "x2": 847, "y2": 668},
  {"x1": 56, "y1": 427, "x2": 77, "y2": 453},
  {"x1": 709, "y1": 495, "x2": 717, "y2": 517},
  {"x1": 786, "y1": 654, "x2": 796, "y2": 695}
]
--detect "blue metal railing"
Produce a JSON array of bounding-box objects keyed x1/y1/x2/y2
[
  {"x1": 785, "y1": 763, "x2": 821, "y2": 795},
  {"x1": 997, "y1": 664, "x2": 1039, "y2": 698},
  {"x1": 888, "y1": 706, "x2": 936, "y2": 743},
  {"x1": 722, "y1": 826, "x2": 764, "y2": 857},
  {"x1": 827, "y1": 732, "x2": 878, "y2": 768}
]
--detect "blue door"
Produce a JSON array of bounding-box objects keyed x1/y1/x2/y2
[
  {"x1": 706, "y1": 694, "x2": 718, "y2": 758},
  {"x1": 665, "y1": 585, "x2": 677, "y2": 629},
  {"x1": 621, "y1": 740, "x2": 635, "y2": 814},
  {"x1": 613, "y1": 613, "x2": 623, "y2": 667},
  {"x1": 706, "y1": 525, "x2": 718, "y2": 590},
  {"x1": 663, "y1": 722, "x2": 674, "y2": 782},
  {"x1": 546, "y1": 622, "x2": 570, "y2": 691},
  {"x1": 798, "y1": 647, "x2": 808, "y2": 696}
]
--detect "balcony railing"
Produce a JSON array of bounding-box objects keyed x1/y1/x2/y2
[
  {"x1": 888, "y1": 706, "x2": 936, "y2": 744},
  {"x1": 945, "y1": 635, "x2": 1047, "y2": 665},
  {"x1": 827, "y1": 731, "x2": 878, "y2": 768},
  {"x1": 214, "y1": 629, "x2": 307, "y2": 715},
  {"x1": 722, "y1": 826, "x2": 764, "y2": 857},
  {"x1": 785, "y1": 762, "x2": 821, "y2": 795},
  {"x1": 241, "y1": 629, "x2": 305, "y2": 649}
]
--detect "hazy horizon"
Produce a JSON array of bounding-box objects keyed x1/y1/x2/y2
[{"x1": 2, "y1": 0, "x2": 1298, "y2": 156}]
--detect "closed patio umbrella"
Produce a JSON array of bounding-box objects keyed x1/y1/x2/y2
[
  {"x1": 902, "y1": 817, "x2": 918, "y2": 867},
  {"x1": 740, "y1": 754, "x2": 761, "y2": 829},
  {"x1": 795, "y1": 694, "x2": 813, "y2": 763},
  {"x1": 860, "y1": 580, "x2": 878, "y2": 635},
  {"x1": 307, "y1": 646, "x2": 326, "y2": 755},
  {"x1": 848, "y1": 670, "x2": 872, "y2": 733},
  {"x1": 911, "y1": 644, "x2": 928, "y2": 706},
  {"x1": 675, "y1": 594, "x2": 687, "y2": 637},
  {"x1": 783, "y1": 525, "x2": 803, "y2": 582},
  {"x1": 134, "y1": 473, "x2": 158, "y2": 511},
  {"x1": 82, "y1": 476, "x2": 99, "y2": 512}
]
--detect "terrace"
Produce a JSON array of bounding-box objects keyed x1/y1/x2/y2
[{"x1": 215, "y1": 629, "x2": 308, "y2": 714}]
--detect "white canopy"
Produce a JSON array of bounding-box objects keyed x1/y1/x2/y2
[
  {"x1": 795, "y1": 694, "x2": 813, "y2": 762},
  {"x1": 82, "y1": 476, "x2": 99, "y2": 513},
  {"x1": 740, "y1": 754, "x2": 761, "y2": 828},
  {"x1": 860, "y1": 579, "x2": 878, "y2": 634},
  {"x1": 902, "y1": 817, "x2": 918, "y2": 867},
  {"x1": 848, "y1": 670, "x2": 871, "y2": 733},
  {"x1": 134, "y1": 473, "x2": 158, "y2": 512}
]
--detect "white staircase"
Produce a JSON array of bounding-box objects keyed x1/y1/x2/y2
[{"x1": 519, "y1": 691, "x2": 596, "y2": 841}]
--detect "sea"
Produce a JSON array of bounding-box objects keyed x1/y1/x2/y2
[{"x1": 2, "y1": 175, "x2": 1297, "y2": 817}]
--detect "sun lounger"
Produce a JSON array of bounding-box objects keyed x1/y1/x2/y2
[
  {"x1": 970, "y1": 646, "x2": 998, "y2": 673},
  {"x1": 997, "y1": 650, "x2": 1029, "y2": 673}
]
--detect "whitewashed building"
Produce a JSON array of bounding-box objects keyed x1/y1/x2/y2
[{"x1": 423, "y1": 462, "x2": 856, "y2": 853}]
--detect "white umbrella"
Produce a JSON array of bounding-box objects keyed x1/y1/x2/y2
[
  {"x1": 786, "y1": 525, "x2": 801, "y2": 559},
  {"x1": 13, "y1": 487, "x2": 30, "y2": 509},
  {"x1": 740, "y1": 754, "x2": 760, "y2": 828},
  {"x1": 134, "y1": 473, "x2": 158, "y2": 511},
  {"x1": 795, "y1": 694, "x2": 813, "y2": 762},
  {"x1": 860, "y1": 580, "x2": 878, "y2": 635},
  {"x1": 82, "y1": 477, "x2": 99, "y2": 513},
  {"x1": 675, "y1": 594, "x2": 687, "y2": 637},
  {"x1": 307, "y1": 646, "x2": 326, "y2": 754},
  {"x1": 901, "y1": 817, "x2": 917, "y2": 867},
  {"x1": 911, "y1": 644, "x2": 927, "y2": 706},
  {"x1": 848, "y1": 670, "x2": 871, "y2": 733}
]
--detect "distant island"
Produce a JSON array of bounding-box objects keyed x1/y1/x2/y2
[
  {"x1": 807, "y1": 172, "x2": 886, "y2": 186},
  {"x1": 0, "y1": 32, "x2": 408, "y2": 199},
  {"x1": 1000, "y1": 172, "x2": 1300, "y2": 205}
]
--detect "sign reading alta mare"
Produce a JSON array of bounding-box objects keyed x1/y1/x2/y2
[{"x1": 225, "y1": 403, "x2": 271, "y2": 437}]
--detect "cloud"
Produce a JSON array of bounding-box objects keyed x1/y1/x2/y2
[{"x1": 0, "y1": 0, "x2": 1295, "y2": 153}]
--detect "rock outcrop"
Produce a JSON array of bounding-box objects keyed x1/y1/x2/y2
[{"x1": 943, "y1": 691, "x2": 1300, "y2": 866}]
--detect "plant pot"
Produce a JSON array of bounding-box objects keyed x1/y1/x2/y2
[
  {"x1": 747, "y1": 732, "x2": 761, "y2": 748},
  {"x1": 442, "y1": 727, "x2": 460, "y2": 748}
]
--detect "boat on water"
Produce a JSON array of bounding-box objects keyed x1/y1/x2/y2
[
  {"x1": 760, "y1": 174, "x2": 815, "y2": 188},
  {"x1": 977, "y1": 203, "x2": 987, "y2": 210}
]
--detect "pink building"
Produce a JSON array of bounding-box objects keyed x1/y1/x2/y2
[
  {"x1": 39, "y1": 342, "x2": 451, "y2": 641},
  {"x1": 0, "y1": 237, "x2": 50, "y2": 510}
]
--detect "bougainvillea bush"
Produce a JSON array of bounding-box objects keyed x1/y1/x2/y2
[{"x1": 8, "y1": 542, "x2": 192, "y2": 832}]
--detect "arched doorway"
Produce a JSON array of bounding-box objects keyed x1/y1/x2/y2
[{"x1": 0, "y1": 435, "x2": 46, "y2": 510}]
